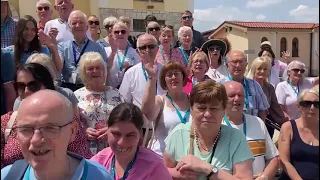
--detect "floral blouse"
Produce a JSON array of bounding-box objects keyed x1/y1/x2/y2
[
  {"x1": 1, "y1": 112, "x2": 93, "y2": 168},
  {"x1": 156, "y1": 47, "x2": 187, "y2": 68}
]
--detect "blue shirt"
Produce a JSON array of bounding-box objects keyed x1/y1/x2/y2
[
  {"x1": 1, "y1": 49, "x2": 15, "y2": 115},
  {"x1": 58, "y1": 38, "x2": 108, "y2": 84},
  {"x1": 1, "y1": 159, "x2": 113, "y2": 180},
  {"x1": 1, "y1": 17, "x2": 18, "y2": 48},
  {"x1": 4, "y1": 46, "x2": 51, "y2": 65}
]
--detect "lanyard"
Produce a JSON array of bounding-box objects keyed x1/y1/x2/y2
[
  {"x1": 287, "y1": 80, "x2": 299, "y2": 95},
  {"x1": 179, "y1": 46, "x2": 189, "y2": 66},
  {"x1": 227, "y1": 74, "x2": 249, "y2": 109},
  {"x1": 110, "y1": 147, "x2": 139, "y2": 180},
  {"x1": 116, "y1": 45, "x2": 129, "y2": 71},
  {"x1": 159, "y1": 45, "x2": 172, "y2": 63},
  {"x1": 1, "y1": 20, "x2": 9, "y2": 35},
  {"x1": 25, "y1": 161, "x2": 88, "y2": 180},
  {"x1": 223, "y1": 114, "x2": 247, "y2": 136},
  {"x1": 166, "y1": 93, "x2": 190, "y2": 124},
  {"x1": 192, "y1": 76, "x2": 205, "y2": 87},
  {"x1": 72, "y1": 40, "x2": 90, "y2": 67},
  {"x1": 141, "y1": 65, "x2": 148, "y2": 81}
]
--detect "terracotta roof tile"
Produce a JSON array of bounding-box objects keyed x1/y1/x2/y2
[{"x1": 228, "y1": 21, "x2": 319, "y2": 29}]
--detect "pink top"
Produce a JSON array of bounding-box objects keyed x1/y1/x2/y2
[
  {"x1": 183, "y1": 75, "x2": 211, "y2": 94},
  {"x1": 156, "y1": 47, "x2": 187, "y2": 68},
  {"x1": 91, "y1": 147, "x2": 172, "y2": 180}
]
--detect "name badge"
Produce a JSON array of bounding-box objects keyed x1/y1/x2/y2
[
  {"x1": 70, "y1": 72, "x2": 81, "y2": 84},
  {"x1": 117, "y1": 71, "x2": 124, "y2": 84}
]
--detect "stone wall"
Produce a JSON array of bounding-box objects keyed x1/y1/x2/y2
[{"x1": 99, "y1": 8, "x2": 181, "y2": 38}]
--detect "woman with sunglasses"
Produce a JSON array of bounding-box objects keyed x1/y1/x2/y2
[
  {"x1": 36, "y1": 0, "x2": 53, "y2": 31},
  {"x1": 201, "y1": 38, "x2": 229, "y2": 82},
  {"x1": 276, "y1": 61, "x2": 319, "y2": 120},
  {"x1": 91, "y1": 103, "x2": 172, "y2": 180},
  {"x1": 141, "y1": 61, "x2": 191, "y2": 157},
  {"x1": 88, "y1": 15, "x2": 101, "y2": 42},
  {"x1": 1, "y1": 63, "x2": 93, "y2": 168},
  {"x1": 147, "y1": 21, "x2": 161, "y2": 42},
  {"x1": 278, "y1": 89, "x2": 319, "y2": 180},
  {"x1": 97, "y1": 16, "x2": 118, "y2": 48}
]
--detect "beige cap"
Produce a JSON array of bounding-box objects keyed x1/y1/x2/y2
[{"x1": 260, "y1": 41, "x2": 272, "y2": 48}]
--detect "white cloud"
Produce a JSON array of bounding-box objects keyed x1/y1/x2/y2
[
  {"x1": 256, "y1": 14, "x2": 266, "y2": 21},
  {"x1": 289, "y1": 5, "x2": 319, "y2": 22},
  {"x1": 246, "y1": 0, "x2": 283, "y2": 8}
]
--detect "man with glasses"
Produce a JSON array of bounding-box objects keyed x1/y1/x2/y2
[
  {"x1": 36, "y1": 0, "x2": 53, "y2": 31},
  {"x1": 1, "y1": 90, "x2": 113, "y2": 179},
  {"x1": 175, "y1": 10, "x2": 204, "y2": 49},
  {"x1": 220, "y1": 50, "x2": 270, "y2": 121},
  {"x1": 1, "y1": 0, "x2": 18, "y2": 48}
]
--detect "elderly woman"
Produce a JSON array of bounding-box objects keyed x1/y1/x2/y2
[
  {"x1": 141, "y1": 61, "x2": 191, "y2": 157},
  {"x1": 119, "y1": 16, "x2": 136, "y2": 49},
  {"x1": 276, "y1": 61, "x2": 319, "y2": 120},
  {"x1": 177, "y1": 26, "x2": 197, "y2": 67},
  {"x1": 97, "y1": 16, "x2": 118, "y2": 48},
  {"x1": 155, "y1": 25, "x2": 184, "y2": 66},
  {"x1": 247, "y1": 57, "x2": 286, "y2": 137},
  {"x1": 1, "y1": 63, "x2": 92, "y2": 168},
  {"x1": 278, "y1": 89, "x2": 319, "y2": 180},
  {"x1": 202, "y1": 38, "x2": 229, "y2": 81},
  {"x1": 91, "y1": 103, "x2": 172, "y2": 179},
  {"x1": 163, "y1": 80, "x2": 254, "y2": 179},
  {"x1": 88, "y1": 15, "x2": 101, "y2": 42},
  {"x1": 105, "y1": 22, "x2": 141, "y2": 88},
  {"x1": 147, "y1": 21, "x2": 161, "y2": 42},
  {"x1": 36, "y1": 0, "x2": 53, "y2": 31},
  {"x1": 183, "y1": 51, "x2": 210, "y2": 95},
  {"x1": 74, "y1": 52, "x2": 123, "y2": 154}
]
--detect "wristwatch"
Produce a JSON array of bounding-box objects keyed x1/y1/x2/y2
[{"x1": 206, "y1": 166, "x2": 218, "y2": 179}]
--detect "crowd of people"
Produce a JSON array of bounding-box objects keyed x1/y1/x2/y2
[{"x1": 1, "y1": 0, "x2": 319, "y2": 179}]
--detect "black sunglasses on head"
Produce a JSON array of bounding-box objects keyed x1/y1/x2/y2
[
  {"x1": 88, "y1": 20, "x2": 100, "y2": 26},
  {"x1": 299, "y1": 101, "x2": 319, "y2": 108},
  {"x1": 291, "y1": 68, "x2": 305, "y2": 74},
  {"x1": 148, "y1": 27, "x2": 160, "y2": 32},
  {"x1": 182, "y1": 15, "x2": 192, "y2": 20},
  {"x1": 37, "y1": 6, "x2": 50, "y2": 11},
  {"x1": 137, "y1": 44, "x2": 157, "y2": 51},
  {"x1": 15, "y1": 81, "x2": 41, "y2": 92},
  {"x1": 113, "y1": 30, "x2": 127, "y2": 35}
]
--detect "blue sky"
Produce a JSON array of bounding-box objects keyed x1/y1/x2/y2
[{"x1": 193, "y1": 0, "x2": 319, "y2": 32}]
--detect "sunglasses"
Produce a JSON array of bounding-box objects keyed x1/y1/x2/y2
[
  {"x1": 105, "y1": 25, "x2": 113, "y2": 30},
  {"x1": 291, "y1": 68, "x2": 305, "y2": 74},
  {"x1": 37, "y1": 6, "x2": 50, "y2": 11},
  {"x1": 208, "y1": 46, "x2": 222, "y2": 52},
  {"x1": 113, "y1": 30, "x2": 127, "y2": 35},
  {"x1": 15, "y1": 81, "x2": 41, "y2": 92},
  {"x1": 137, "y1": 44, "x2": 157, "y2": 51},
  {"x1": 299, "y1": 101, "x2": 319, "y2": 108},
  {"x1": 148, "y1": 27, "x2": 160, "y2": 32},
  {"x1": 182, "y1": 15, "x2": 192, "y2": 20},
  {"x1": 88, "y1": 20, "x2": 100, "y2": 26}
]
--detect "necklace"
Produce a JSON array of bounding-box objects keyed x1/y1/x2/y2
[{"x1": 194, "y1": 127, "x2": 220, "y2": 151}]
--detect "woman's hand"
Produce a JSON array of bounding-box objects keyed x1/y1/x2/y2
[
  {"x1": 86, "y1": 127, "x2": 99, "y2": 140},
  {"x1": 38, "y1": 29, "x2": 57, "y2": 49},
  {"x1": 97, "y1": 127, "x2": 108, "y2": 140},
  {"x1": 176, "y1": 154, "x2": 210, "y2": 173},
  {"x1": 179, "y1": 169, "x2": 201, "y2": 180},
  {"x1": 281, "y1": 51, "x2": 291, "y2": 63}
]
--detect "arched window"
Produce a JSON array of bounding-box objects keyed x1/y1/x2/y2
[
  {"x1": 292, "y1": 37, "x2": 299, "y2": 57},
  {"x1": 261, "y1": 37, "x2": 268, "y2": 43},
  {"x1": 280, "y1": 37, "x2": 287, "y2": 56}
]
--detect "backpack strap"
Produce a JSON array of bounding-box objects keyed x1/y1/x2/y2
[
  {"x1": 4, "y1": 159, "x2": 29, "y2": 180},
  {"x1": 5, "y1": 111, "x2": 18, "y2": 143}
]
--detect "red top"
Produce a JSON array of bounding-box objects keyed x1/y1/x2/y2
[{"x1": 1, "y1": 111, "x2": 93, "y2": 168}]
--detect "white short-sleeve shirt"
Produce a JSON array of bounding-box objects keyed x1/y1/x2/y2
[
  {"x1": 275, "y1": 78, "x2": 315, "y2": 119},
  {"x1": 206, "y1": 65, "x2": 228, "y2": 82}
]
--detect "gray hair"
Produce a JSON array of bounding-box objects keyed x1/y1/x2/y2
[
  {"x1": 103, "y1": 16, "x2": 118, "y2": 28},
  {"x1": 68, "y1": 10, "x2": 88, "y2": 26},
  {"x1": 282, "y1": 60, "x2": 306, "y2": 80},
  {"x1": 136, "y1": 33, "x2": 158, "y2": 48},
  {"x1": 178, "y1": 26, "x2": 192, "y2": 39},
  {"x1": 225, "y1": 50, "x2": 247, "y2": 63},
  {"x1": 36, "y1": 0, "x2": 52, "y2": 8}
]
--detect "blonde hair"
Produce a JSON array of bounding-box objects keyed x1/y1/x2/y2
[
  {"x1": 188, "y1": 51, "x2": 209, "y2": 72},
  {"x1": 247, "y1": 56, "x2": 272, "y2": 80},
  {"x1": 78, "y1": 52, "x2": 107, "y2": 86},
  {"x1": 313, "y1": 84, "x2": 319, "y2": 94},
  {"x1": 297, "y1": 89, "x2": 319, "y2": 105},
  {"x1": 36, "y1": 0, "x2": 52, "y2": 8},
  {"x1": 160, "y1": 25, "x2": 174, "y2": 37},
  {"x1": 119, "y1": 16, "x2": 131, "y2": 27},
  {"x1": 113, "y1": 21, "x2": 128, "y2": 31},
  {"x1": 25, "y1": 53, "x2": 56, "y2": 81}
]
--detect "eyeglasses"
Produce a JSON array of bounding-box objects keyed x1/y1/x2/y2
[
  {"x1": 299, "y1": 101, "x2": 319, "y2": 108},
  {"x1": 37, "y1": 6, "x2": 50, "y2": 11},
  {"x1": 148, "y1": 27, "x2": 160, "y2": 32},
  {"x1": 182, "y1": 15, "x2": 192, "y2": 20},
  {"x1": 208, "y1": 46, "x2": 222, "y2": 52},
  {"x1": 13, "y1": 121, "x2": 73, "y2": 139},
  {"x1": 15, "y1": 81, "x2": 41, "y2": 92},
  {"x1": 192, "y1": 60, "x2": 205, "y2": 64},
  {"x1": 105, "y1": 25, "x2": 113, "y2": 30},
  {"x1": 113, "y1": 30, "x2": 127, "y2": 35},
  {"x1": 137, "y1": 44, "x2": 157, "y2": 51},
  {"x1": 88, "y1": 20, "x2": 100, "y2": 26},
  {"x1": 291, "y1": 68, "x2": 305, "y2": 74},
  {"x1": 228, "y1": 60, "x2": 246, "y2": 66},
  {"x1": 165, "y1": 71, "x2": 182, "y2": 78}
]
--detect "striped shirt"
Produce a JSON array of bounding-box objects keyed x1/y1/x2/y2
[{"x1": 1, "y1": 17, "x2": 18, "y2": 48}]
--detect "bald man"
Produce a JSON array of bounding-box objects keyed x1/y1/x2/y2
[
  {"x1": 1, "y1": 90, "x2": 113, "y2": 180},
  {"x1": 220, "y1": 50, "x2": 269, "y2": 121},
  {"x1": 223, "y1": 81, "x2": 279, "y2": 179}
]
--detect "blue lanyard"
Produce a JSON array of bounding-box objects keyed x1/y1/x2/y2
[
  {"x1": 287, "y1": 80, "x2": 299, "y2": 95},
  {"x1": 141, "y1": 65, "x2": 148, "y2": 81},
  {"x1": 25, "y1": 161, "x2": 88, "y2": 180},
  {"x1": 166, "y1": 93, "x2": 190, "y2": 124},
  {"x1": 223, "y1": 114, "x2": 247, "y2": 136},
  {"x1": 227, "y1": 74, "x2": 249, "y2": 109},
  {"x1": 1, "y1": 20, "x2": 9, "y2": 35},
  {"x1": 192, "y1": 76, "x2": 205, "y2": 87},
  {"x1": 72, "y1": 40, "x2": 90, "y2": 67},
  {"x1": 179, "y1": 46, "x2": 189, "y2": 66},
  {"x1": 110, "y1": 147, "x2": 139, "y2": 180},
  {"x1": 116, "y1": 45, "x2": 129, "y2": 71},
  {"x1": 159, "y1": 45, "x2": 172, "y2": 63}
]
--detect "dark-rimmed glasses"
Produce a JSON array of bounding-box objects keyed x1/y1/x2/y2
[
  {"x1": 148, "y1": 27, "x2": 160, "y2": 32},
  {"x1": 37, "y1": 6, "x2": 50, "y2": 11},
  {"x1": 137, "y1": 44, "x2": 157, "y2": 51},
  {"x1": 291, "y1": 68, "x2": 305, "y2": 74},
  {"x1": 88, "y1": 20, "x2": 100, "y2": 26},
  {"x1": 182, "y1": 15, "x2": 192, "y2": 20},
  {"x1": 299, "y1": 101, "x2": 319, "y2": 108},
  {"x1": 114, "y1": 30, "x2": 127, "y2": 35},
  {"x1": 15, "y1": 81, "x2": 41, "y2": 92}
]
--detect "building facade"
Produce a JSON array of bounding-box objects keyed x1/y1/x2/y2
[
  {"x1": 208, "y1": 21, "x2": 319, "y2": 76},
  {"x1": 8, "y1": 0, "x2": 194, "y2": 37}
]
